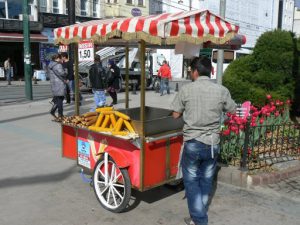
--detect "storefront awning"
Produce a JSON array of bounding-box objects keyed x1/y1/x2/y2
[{"x1": 0, "y1": 32, "x2": 48, "y2": 42}]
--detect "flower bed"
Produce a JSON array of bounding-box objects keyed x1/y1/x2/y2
[{"x1": 221, "y1": 95, "x2": 300, "y2": 171}]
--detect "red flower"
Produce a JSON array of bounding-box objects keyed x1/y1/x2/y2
[
  {"x1": 266, "y1": 112, "x2": 270, "y2": 117},
  {"x1": 250, "y1": 122, "x2": 257, "y2": 127},
  {"x1": 266, "y1": 94, "x2": 272, "y2": 100},
  {"x1": 259, "y1": 118, "x2": 264, "y2": 124},
  {"x1": 279, "y1": 101, "x2": 284, "y2": 106},
  {"x1": 275, "y1": 100, "x2": 280, "y2": 106},
  {"x1": 247, "y1": 148, "x2": 252, "y2": 155},
  {"x1": 275, "y1": 111, "x2": 280, "y2": 117},
  {"x1": 286, "y1": 99, "x2": 291, "y2": 105},
  {"x1": 222, "y1": 129, "x2": 230, "y2": 136},
  {"x1": 239, "y1": 125, "x2": 245, "y2": 130}
]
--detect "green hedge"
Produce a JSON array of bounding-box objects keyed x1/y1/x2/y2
[{"x1": 223, "y1": 30, "x2": 298, "y2": 106}]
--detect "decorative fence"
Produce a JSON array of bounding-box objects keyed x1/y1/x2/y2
[{"x1": 220, "y1": 121, "x2": 300, "y2": 171}]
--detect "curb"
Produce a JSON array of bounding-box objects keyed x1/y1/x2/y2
[{"x1": 217, "y1": 161, "x2": 300, "y2": 188}]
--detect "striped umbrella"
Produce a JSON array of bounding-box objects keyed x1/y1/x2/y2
[{"x1": 54, "y1": 10, "x2": 243, "y2": 46}]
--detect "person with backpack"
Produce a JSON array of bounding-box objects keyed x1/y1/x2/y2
[
  {"x1": 89, "y1": 55, "x2": 107, "y2": 111},
  {"x1": 48, "y1": 54, "x2": 67, "y2": 121},
  {"x1": 107, "y1": 59, "x2": 121, "y2": 106}
]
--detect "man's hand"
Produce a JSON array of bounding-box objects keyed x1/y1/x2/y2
[{"x1": 172, "y1": 111, "x2": 182, "y2": 119}]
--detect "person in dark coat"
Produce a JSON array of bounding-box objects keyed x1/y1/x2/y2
[
  {"x1": 48, "y1": 54, "x2": 67, "y2": 121},
  {"x1": 89, "y1": 55, "x2": 107, "y2": 111},
  {"x1": 107, "y1": 59, "x2": 120, "y2": 106}
]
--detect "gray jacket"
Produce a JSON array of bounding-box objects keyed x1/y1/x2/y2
[{"x1": 48, "y1": 61, "x2": 66, "y2": 97}]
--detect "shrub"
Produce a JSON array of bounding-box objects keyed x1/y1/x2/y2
[{"x1": 223, "y1": 30, "x2": 298, "y2": 106}]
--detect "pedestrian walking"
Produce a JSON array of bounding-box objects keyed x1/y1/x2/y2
[
  {"x1": 89, "y1": 55, "x2": 107, "y2": 111},
  {"x1": 61, "y1": 52, "x2": 73, "y2": 104},
  {"x1": 171, "y1": 56, "x2": 236, "y2": 225},
  {"x1": 4, "y1": 57, "x2": 12, "y2": 85},
  {"x1": 107, "y1": 59, "x2": 120, "y2": 106},
  {"x1": 48, "y1": 54, "x2": 67, "y2": 122},
  {"x1": 157, "y1": 60, "x2": 171, "y2": 96}
]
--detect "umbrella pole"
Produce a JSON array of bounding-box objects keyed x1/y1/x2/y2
[
  {"x1": 125, "y1": 46, "x2": 129, "y2": 109},
  {"x1": 139, "y1": 40, "x2": 146, "y2": 191},
  {"x1": 74, "y1": 44, "x2": 80, "y2": 116}
]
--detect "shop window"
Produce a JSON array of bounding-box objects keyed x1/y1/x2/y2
[
  {"x1": 93, "y1": 0, "x2": 99, "y2": 17},
  {"x1": 53, "y1": 0, "x2": 59, "y2": 13},
  {"x1": 138, "y1": 0, "x2": 144, "y2": 6},
  {"x1": 81, "y1": 0, "x2": 88, "y2": 16}
]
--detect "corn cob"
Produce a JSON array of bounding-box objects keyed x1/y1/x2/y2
[
  {"x1": 114, "y1": 118, "x2": 124, "y2": 132},
  {"x1": 124, "y1": 120, "x2": 135, "y2": 133},
  {"x1": 95, "y1": 107, "x2": 113, "y2": 113},
  {"x1": 114, "y1": 111, "x2": 130, "y2": 121},
  {"x1": 101, "y1": 115, "x2": 110, "y2": 128},
  {"x1": 95, "y1": 114, "x2": 104, "y2": 127}
]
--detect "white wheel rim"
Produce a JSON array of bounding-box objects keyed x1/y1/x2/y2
[{"x1": 94, "y1": 155, "x2": 126, "y2": 209}]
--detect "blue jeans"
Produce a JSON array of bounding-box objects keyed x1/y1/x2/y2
[
  {"x1": 182, "y1": 139, "x2": 219, "y2": 225},
  {"x1": 160, "y1": 78, "x2": 170, "y2": 95},
  {"x1": 91, "y1": 89, "x2": 106, "y2": 112}
]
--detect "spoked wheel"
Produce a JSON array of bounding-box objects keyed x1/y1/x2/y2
[{"x1": 93, "y1": 153, "x2": 131, "y2": 213}]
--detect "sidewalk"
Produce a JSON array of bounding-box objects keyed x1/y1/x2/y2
[
  {"x1": 0, "y1": 80, "x2": 50, "y2": 87},
  {"x1": 0, "y1": 92, "x2": 299, "y2": 225}
]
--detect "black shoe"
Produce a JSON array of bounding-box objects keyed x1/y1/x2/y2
[
  {"x1": 160, "y1": 94, "x2": 163, "y2": 96},
  {"x1": 50, "y1": 111, "x2": 57, "y2": 119}
]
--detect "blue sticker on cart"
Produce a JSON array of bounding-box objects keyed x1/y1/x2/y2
[{"x1": 78, "y1": 140, "x2": 91, "y2": 169}]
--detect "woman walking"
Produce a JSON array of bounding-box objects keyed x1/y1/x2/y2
[
  {"x1": 48, "y1": 54, "x2": 67, "y2": 121},
  {"x1": 107, "y1": 59, "x2": 120, "y2": 106}
]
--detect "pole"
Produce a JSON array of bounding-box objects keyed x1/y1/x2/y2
[
  {"x1": 74, "y1": 45, "x2": 80, "y2": 116},
  {"x1": 216, "y1": 0, "x2": 226, "y2": 85},
  {"x1": 125, "y1": 46, "x2": 129, "y2": 109},
  {"x1": 68, "y1": 0, "x2": 79, "y2": 114},
  {"x1": 23, "y1": 0, "x2": 33, "y2": 100},
  {"x1": 5, "y1": 0, "x2": 8, "y2": 19},
  {"x1": 139, "y1": 40, "x2": 146, "y2": 191}
]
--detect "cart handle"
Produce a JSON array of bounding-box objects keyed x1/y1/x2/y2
[{"x1": 145, "y1": 131, "x2": 183, "y2": 143}]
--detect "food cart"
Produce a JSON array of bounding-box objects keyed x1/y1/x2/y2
[{"x1": 54, "y1": 10, "x2": 245, "y2": 213}]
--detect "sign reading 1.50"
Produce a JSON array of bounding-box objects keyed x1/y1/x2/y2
[{"x1": 78, "y1": 41, "x2": 94, "y2": 62}]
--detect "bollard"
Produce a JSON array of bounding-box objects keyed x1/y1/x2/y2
[
  {"x1": 132, "y1": 83, "x2": 137, "y2": 95},
  {"x1": 175, "y1": 83, "x2": 179, "y2": 92}
]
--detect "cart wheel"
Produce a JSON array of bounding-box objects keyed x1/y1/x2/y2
[{"x1": 93, "y1": 153, "x2": 131, "y2": 213}]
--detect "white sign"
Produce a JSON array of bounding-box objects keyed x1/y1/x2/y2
[
  {"x1": 59, "y1": 45, "x2": 68, "y2": 53},
  {"x1": 78, "y1": 41, "x2": 94, "y2": 62}
]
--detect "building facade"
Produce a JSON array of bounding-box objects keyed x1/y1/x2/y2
[
  {"x1": 149, "y1": 0, "x2": 295, "y2": 48},
  {"x1": 104, "y1": 0, "x2": 149, "y2": 18},
  {"x1": 293, "y1": 4, "x2": 300, "y2": 37},
  {"x1": 0, "y1": 0, "x2": 44, "y2": 80}
]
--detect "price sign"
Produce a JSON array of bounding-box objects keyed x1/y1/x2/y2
[{"x1": 78, "y1": 41, "x2": 94, "y2": 62}]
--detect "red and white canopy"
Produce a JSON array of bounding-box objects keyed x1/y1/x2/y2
[{"x1": 54, "y1": 10, "x2": 242, "y2": 46}]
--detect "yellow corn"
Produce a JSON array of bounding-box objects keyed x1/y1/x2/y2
[
  {"x1": 93, "y1": 127, "x2": 113, "y2": 132},
  {"x1": 95, "y1": 113, "x2": 104, "y2": 127},
  {"x1": 110, "y1": 114, "x2": 117, "y2": 127},
  {"x1": 124, "y1": 120, "x2": 135, "y2": 133},
  {"x1": 114, "y1": 118, "x2": 124, "y2": 132},
  {"x1": 96, "y1": 107, "x2": 113, "y2": 113},
  {"x1": 101, "y1": 111, "x2": 114, "y2": 115},
  {"x1": 83, "y1": 112, "x2": 98, "y2": 117},
  {"x1": 101, "y1": 115, "x2": 110, "y2": 128},
  {"x1": 112, "y1": 131, "x2": 129, "y2": 136},
  {"x1": 114, "y1": 111, "x2": 130, "y2": 121}
]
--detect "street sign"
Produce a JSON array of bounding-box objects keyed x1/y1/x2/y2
[
  {"x1": 78, "y1": 40, "x2": 94, "y2": 62},
  {"x1": 131, "y1": 8, "x2": 142, "y2": 17}
]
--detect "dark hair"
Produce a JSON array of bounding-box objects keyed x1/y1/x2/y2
[
  {"x1": 163, "y1": 60, "x2": 167, "y2": 64},
  {"x1": 60, "y1": 52, "x2": 68, "y2": 59},
  {"x1": 95, "y1": 55, "x2": 101, "y2": 62},
  {"x1": 190, "y1": 56, "x2": 212, "y2": 77},
  {"x1": 51, "y1": 54, "x2": 61, "y2": 61}
]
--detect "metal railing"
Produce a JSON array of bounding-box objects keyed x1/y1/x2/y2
[{"x1": 220, "y1": 121, "x2": 300, "y2": 171}]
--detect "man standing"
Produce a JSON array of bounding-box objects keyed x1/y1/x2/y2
[
  {"x1": 171, "y1": 56, "x2": 236, "y2": 225},
  {"x1": 89, "y1": 55, "x2": 107, "y2": 111},
  {"x1": 4, "y1": 57, "x2": 12, "y2": 85},
  {"x1": 157, "y1": 60, "x2": 171, "y2": 96}
]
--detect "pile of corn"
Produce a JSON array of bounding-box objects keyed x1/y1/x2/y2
[
  {"x1": 62, "y1": 107, "x2": 137, "y2": 137},
  {"x1": 62, "y1": 112, "x2": 98, "y2": 128},
  {"x1": 88, "y1": 107, "x2": 137, "y2": 137}
]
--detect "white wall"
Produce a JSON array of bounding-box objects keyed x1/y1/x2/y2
[
  {"x1": 149, "y1": 0, "x2": 295, "y2": 48},
  {"x1": 293, "y1": 8, "x2": 300, "y2": 37}
]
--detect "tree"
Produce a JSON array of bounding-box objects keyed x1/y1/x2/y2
[{"x1": 223, "y1": 30, "x2": 298, "y2": 106}]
